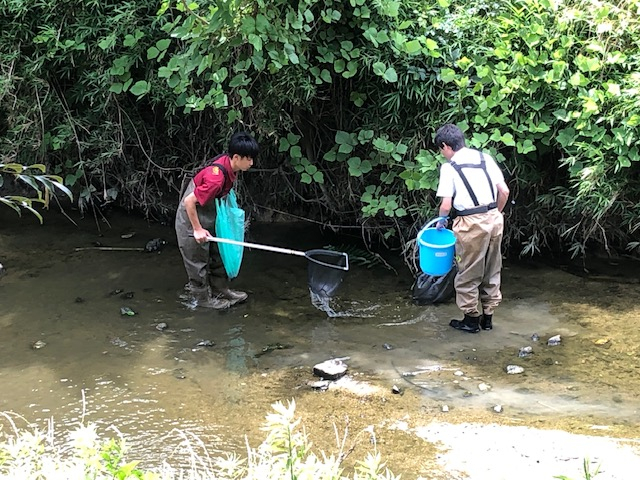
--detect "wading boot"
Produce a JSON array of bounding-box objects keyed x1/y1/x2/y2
[
  {"x1": 449, "y1": 314, "x2": 481, "y2": 333},
  {"x1": 192, "y1": 286, "x2": 232, "y2": 310},
  {"x1": 220, "y1": 288, "x2": 248, "y2": 305},
  {"x1": 481, "y1": 313, "x2": 493, "y2": 331}
]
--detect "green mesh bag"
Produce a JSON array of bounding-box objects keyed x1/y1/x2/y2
[{"x1": 215, "y1": 189, "x2": 245, "y2": 279}]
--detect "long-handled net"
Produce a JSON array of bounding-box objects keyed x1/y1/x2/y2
[
  {"x1": 203, "y1": 237, "x2": 349, "y2": 297},
  {"x1": 306, "y1": 249, "x2": 349, "y2": 297}
]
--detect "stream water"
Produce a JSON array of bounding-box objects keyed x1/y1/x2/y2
[{"x1": 1, "y1": 208, "x2": 640, "y2": 478}]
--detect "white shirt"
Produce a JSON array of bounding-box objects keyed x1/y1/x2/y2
[{"x1": 436, "y1": 147, "x2": 505, "y2": 212}]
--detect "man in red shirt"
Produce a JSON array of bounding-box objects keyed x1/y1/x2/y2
[{"x1": 175, "y1": 131, "x2": 259, "y2": 309}]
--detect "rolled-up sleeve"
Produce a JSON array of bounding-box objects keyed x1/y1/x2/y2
[{"x1": 193, "y1": 167, "x2": 225, "y2": 206}]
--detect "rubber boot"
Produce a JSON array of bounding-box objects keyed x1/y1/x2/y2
[
  {"x1": 191, "y1": 286, "x2": 231, "y2": 310},
  {"x1": 220, "y1": 288, "x2": 248, "y2": 305},
  {"x1": 481, "y1": 313, "x2": 493, "y2": 331},
  {"x1": 449, "y1": 314, "x2": 481, "y2": 333}
]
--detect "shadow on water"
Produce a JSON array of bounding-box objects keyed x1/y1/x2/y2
[{"x1": 1, "y1": 208, "x2": 640, "y2": 475}]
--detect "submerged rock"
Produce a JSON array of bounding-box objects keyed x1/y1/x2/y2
[
  {"x1": 145, "y1": 238, "x2": 167, "y2": 253},
  {"x1": 506, "y1": 365, "x2": 525, "y2": 374},
  {"x1": 110, "y1": 337, "x2": 128, "y2": 348},
  {"x1": 547, "y1": 335, "x2": 562, "y2": 346},
  {"x1": 518, "y1": 346, "x2": 533, "y2": 358},
  {"x1": 255, "y1": 342, "x2": 293, "y2": 357}
]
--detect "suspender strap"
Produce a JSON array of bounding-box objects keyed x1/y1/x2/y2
[
  {"x1": 180, "y1": 155, "x2": 230, "y2": 198},
  {"x1": 208, "y1": 153, "x2": 228, "y2": 179},
  {"x1": 212, "y1": 161, "x2": 228, "y2": 181},
  {"x1": 451, "y1": 162, "x2": 480, "y2": 206},
  {"x1": 211, "y1": 161, "x2": 233, "y2": 196},
  {"x1": 450, "y1": 151, "x2": 497, "y2": 214},
  {"x1": 479, "y1": 153, "x2": 496, "y2": 201}
]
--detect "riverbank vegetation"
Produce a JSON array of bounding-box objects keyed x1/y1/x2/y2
[
  {"x1": 0, "y1": 400, "x2": 399, "y2": 479},
  {"x1": 1, "y1": 0, "x2": 639, "y2": 266}
]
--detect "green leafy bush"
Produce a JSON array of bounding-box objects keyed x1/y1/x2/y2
[{"x1": 2, "y1": 0, "x2": 639, "y2": 263}]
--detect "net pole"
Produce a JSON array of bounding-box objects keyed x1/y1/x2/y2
[{"x1": 205, "y1": 236, "x2": 307, "y2": 257}]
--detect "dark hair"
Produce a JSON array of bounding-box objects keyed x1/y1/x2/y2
[
  {"x1": 229, "y1": 131, "x2": 259, "y2": 159},
  {"x1": 434, "y1": 124, "x2": 466, "y2": 151}
]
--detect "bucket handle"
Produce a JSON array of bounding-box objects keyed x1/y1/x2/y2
[{"x1": 422, "y1": 216, "x2": 449, "y2": 230}]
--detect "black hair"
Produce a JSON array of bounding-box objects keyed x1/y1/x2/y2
[
  {"x1": 228, "y1": 131, "x2": 259, "y2": 159},
  {"x1": 434, "y1": 124, "x2": 466, "y2": 151}
]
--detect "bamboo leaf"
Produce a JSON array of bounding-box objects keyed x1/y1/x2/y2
[
  {"x1": 16, "y1": 175, "x2": 40, "y2": 192},
  {"x1": 0, "y1": 197, "x2": 22, "y2": 215}
]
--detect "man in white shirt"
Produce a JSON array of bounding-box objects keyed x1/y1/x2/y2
[{"x1": 434, "y1": 124, "x2": 510, "y2": 333}]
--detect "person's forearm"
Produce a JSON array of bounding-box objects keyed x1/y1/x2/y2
[
  {"x1": 497, "y1": 185, "x2": 510, "y2": 212},
  {"x1": 184, "y1": 195, "x2": 203, "y2": 231},
  {"x1": 438, "y1": 197, "x2": 452, "y2": 218},
  {"x1": 497, "y1": 193, "x2": 508, "y2": 212},
  {"x1": 495, "y1": 182, "x2": 510, "y2": 212}
]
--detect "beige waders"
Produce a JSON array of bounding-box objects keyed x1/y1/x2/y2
[{"x1": 452, "y1": 209, "x2": 504, "y2": 317}]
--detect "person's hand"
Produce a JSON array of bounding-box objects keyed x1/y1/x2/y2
[
  {"x1": 436, "y1": 216, "x2": 449, "y2": 230},
  {"x1": 193, "y1": 228, "x2": 212, "y2": 244}
]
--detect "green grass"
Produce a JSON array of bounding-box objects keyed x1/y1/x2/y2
[{"x1": 0, "y1": 400, "x2": 399, "y2": 479}]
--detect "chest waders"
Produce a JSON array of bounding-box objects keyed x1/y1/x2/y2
[
  {"x1": 175, "y1": 159, "x2": 238, "y2": 309},
  {"x1": 448, "y1": 151, "x2": 501, "y2": 333}
]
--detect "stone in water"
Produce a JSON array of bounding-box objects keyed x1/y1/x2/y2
[
  {"x1": 313, "y1": 359, "x2": 348, "y2": 380},
  {"x1": 506, "y1": 365, "x2": 524, "y2": 374},
  {"x1": 518, "y1": 346, "x2": 533, "y2": 357},
  {"x1": 547, "y1": 335, "x2": 561, "y2": 346}
]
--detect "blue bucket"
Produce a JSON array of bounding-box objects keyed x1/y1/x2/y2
[{"x1": 417, "y1": 218, "x2": 456, "y2": 276}]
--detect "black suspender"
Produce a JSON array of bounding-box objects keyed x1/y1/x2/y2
[{"x1": 450, "y1": 151, "x2": 496, "y2": 207}]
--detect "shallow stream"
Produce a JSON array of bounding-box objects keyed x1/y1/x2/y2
[{"x1": 1, "y1": 209, "x2": 640, "y2": 478}]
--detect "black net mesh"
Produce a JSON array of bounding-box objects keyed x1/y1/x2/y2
[{"x1": 306, "y1": 249, "x2": 348, "y2": 297}]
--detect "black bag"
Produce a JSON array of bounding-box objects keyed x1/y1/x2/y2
[{"x1": 411, "y1": 265, "x2": 457, "y2": 305}]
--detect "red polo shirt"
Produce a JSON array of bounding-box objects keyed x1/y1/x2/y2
[{"x1": 192, "y1": 155, "x2": 237, "y2": 206}]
